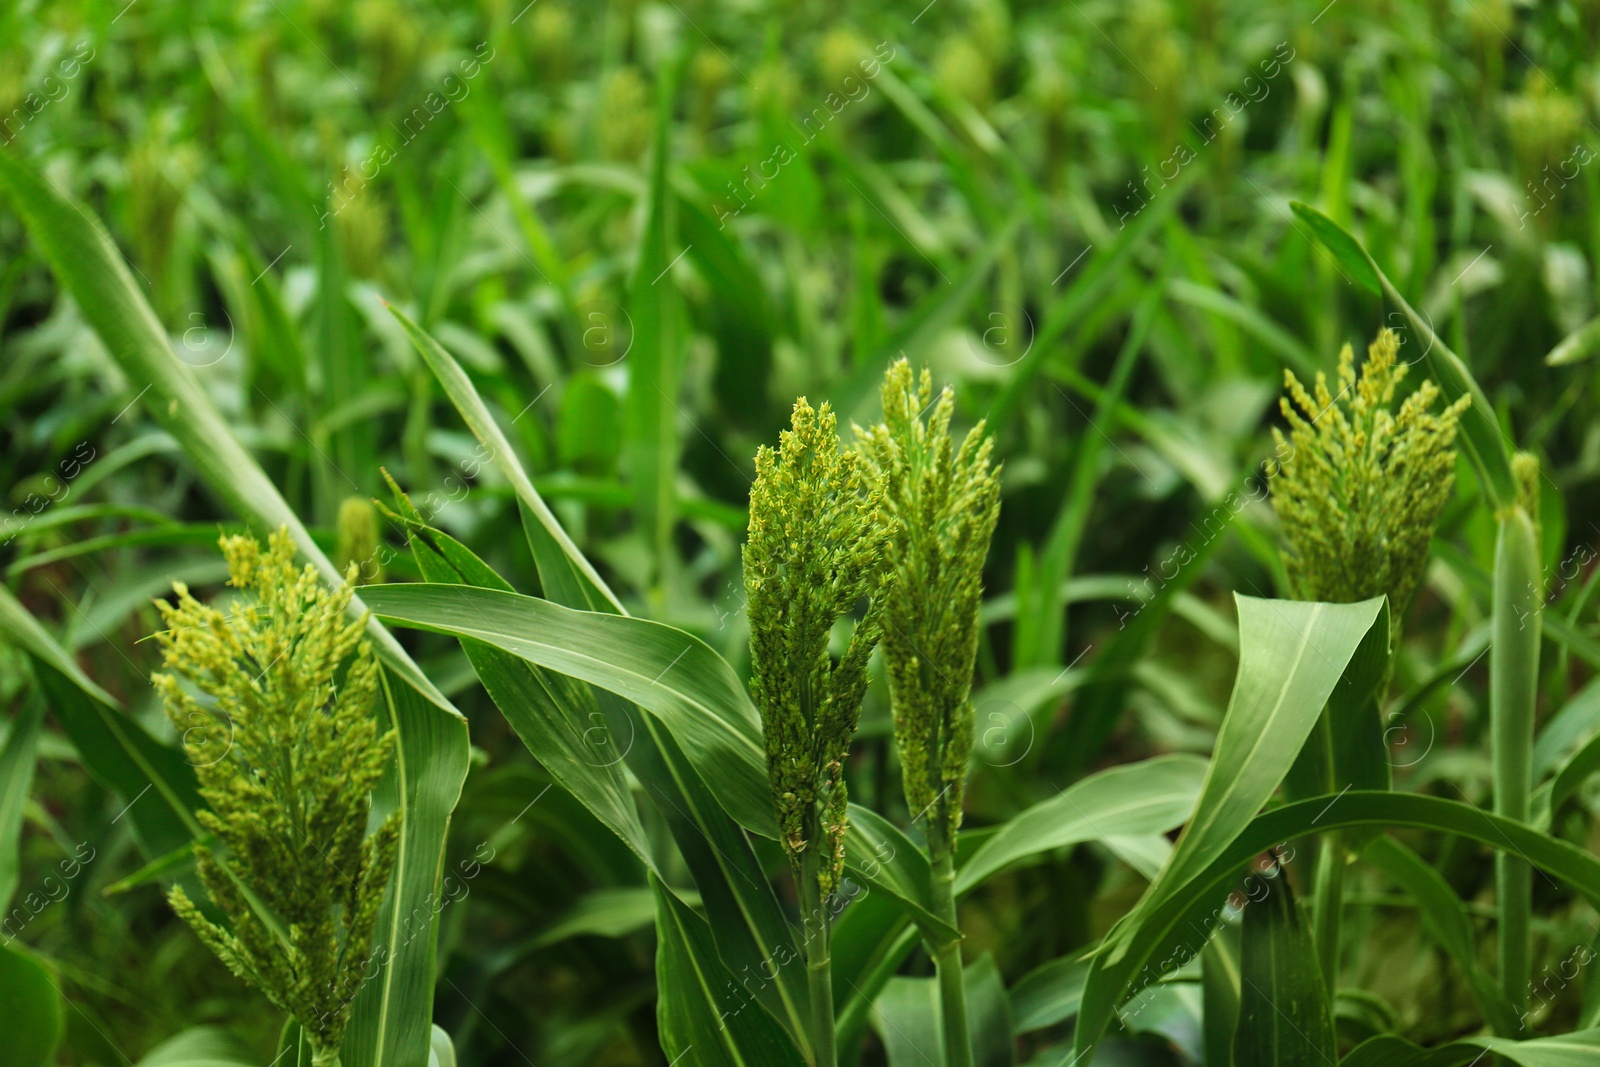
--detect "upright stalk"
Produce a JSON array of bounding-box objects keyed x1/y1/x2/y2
[
  {"x1": 800, "y1": 846, "x2": 836, "y2": 1067},
  {"x1": 1493, "y1": 503, "x2": 1541, "y2": 1021},
  {"x1": 1312, "y1": 833, "x2": 1344, "y2": 995},
  {"x1": 1310, "y1": 710, "x2": 1343, "y2": 995},
  {"x1": 929, "y1": 840, "x2": 972, "y2": 1067}
]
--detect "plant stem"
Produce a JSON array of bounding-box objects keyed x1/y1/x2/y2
[
  {"x1": 1493, "y1": 507, "x2": 1541, "y2": 1021},
  {"x1": 799, "y1": 847, "x2": 836, "y2": 1067},
  {"x1": 1310, "y1": 704, "x2": 1343, "y2": 995},
  {"x1": 1312, "y1": 833, "x2": 1344, "y2": 994},
  {"x1": 930, "y1": 843, "x2": 972, "y2": 1067}
]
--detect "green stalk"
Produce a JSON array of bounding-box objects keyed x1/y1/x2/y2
[
  {"x1": 1493, "y1": 505, "x2": 1541, "y2": 1020},
  {"x1": 800, "y1": 846, "x2": 836, "y2": 1067},
  {"x1": 1308, "y1": 699, "x2": 1343, "y2": 996},
  {"x1": 1312, "y1": 833, "x2": 1344, "y2": 995},
  {"x1": 929, "y1": 842, "x2": 973, "y2": 1067}
]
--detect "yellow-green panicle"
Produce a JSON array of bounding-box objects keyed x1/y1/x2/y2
[
  {"x1": 860, "y1": 359, "x2": 1001, "y2": 848},
  {"x1": 744, "y1": 398, "x2": 892, "y2": 896},
  {"x1": 1271, "y1": 329, "x2": 1469, "y2": 619},
  {"x1": 153, "y1": 528, "x2": 398, "y2": 1066}
]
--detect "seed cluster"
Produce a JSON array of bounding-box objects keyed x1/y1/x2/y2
[
  {"x1": 1271, "y1": 329, "x2": 1469, "y2": 617},
  {"x1": 154, "y1": 528, "x2": 398, "y2": 1064},
  {"x1": 744, "y1": 398, "x2": 892, "y2": 895},
  {"x1": 859, "y1": 359, "x2": 1000, "y2": 847}
]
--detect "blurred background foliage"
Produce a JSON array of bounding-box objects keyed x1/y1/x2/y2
[{"x1": 3, "y1": 0, "x2": 1600, "y2": 1063}]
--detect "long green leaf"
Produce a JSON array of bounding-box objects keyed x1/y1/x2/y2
[
  {"x1": 0, "y1": 943, "x2": 64, "y2": 1067},
  {"x1": 957, "y1": 754, "x2": 1207, "y2": 894},
  {"x1": 382, "y1": 503, "x2": 655, "y2": 868},
  {"x1": 0, "y1": 699, "x2": 41, "y2": 913},
  {"x1": 1075, "y1": 796, "x2": 1600, "y2": 1062},
  {"x1": 843, "y1": 805, "x2": 959, "y2": 944},
  {"x1": 652, "y1": 877, "x2": 808, "y2": 1067},
  {"x1": 1230, "y1": 871, "x2": 1335, "y2": 1066},
  {"x1": 1342, "y1": 1030, "x2": 1600, "y2": 1066},
  {"x1": 35, "y1": 662, "x2": 203, "y2": 859},
  {"x1": 379, "y1": 335, "x2": 822, "y2": 1052},
  {"x1": 623, "y1": 60, "x2": 684, "y2": 587},
  {"x1": 1363, "y1": 836, "x2": 1516, "y2": 1035},
  {"x1": 385, "y1": 305, "x2": 621, "y2": 612},
  {"x1": 343, "y1": 669, "x2": 472, "y2": 1067},
  {"x1": 1103, "y1": 595, "x2": 1385, "y2": 965},
  {"x1": 360, "y1": 583, "x2": 777, "y2": 837}
]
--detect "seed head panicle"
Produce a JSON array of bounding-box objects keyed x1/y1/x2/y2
[
  {"x1": 1270, "y1": 329, "x2": 1469, "y2": 618},
  {"x1": 153, "y1": 528, "x2": 398, "y2": 1063},
  {"x1": 744, "y1": 397, "x2": 892, "y2": 895},
  {"x1": 859, "y1": 359, "x2": 1001, "y2": 848}
]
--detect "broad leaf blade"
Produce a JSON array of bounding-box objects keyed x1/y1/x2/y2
[
  {"x1": 0, "y1": 944, "x2": 64, "y2": 1067},
  {"x1": 957, "y1": 754, "x2": 1207, "y2": 895},
  {"x1": 1106, "y1": 596, "x2": 1384, "y2": 962},
  {"x1": 388, "y1": 511, "x2": 655, "y2": 869},
  {"x1": 360, "y1": 583, "x2": 777, "y2": 837},
  {"x1": 1077, "y1": 795, "x2": 1600, "y2": 1062},
  {"x1": 652, "y1": 877, "x2": 808, "y2": 1067},
  {"x1": 1231, "y1": 872, "x2": 1335, "y2": 1066}
]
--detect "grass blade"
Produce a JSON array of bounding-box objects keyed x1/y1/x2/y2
[
  {"x1": 359, "y1": 583, "x2": 776, "y2": 838},
  {"x1": 1102, "y1": 595, "x2": 1384, "y2": 965},
  {"x1": 1231, "y1": 872, "x2": 1335, "y2": 1066},
  {"x1": 0, "y1": 944, "x2": 64, "y2": 1067}
]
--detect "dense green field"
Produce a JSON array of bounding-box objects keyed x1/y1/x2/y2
[{"x1": 3, "y1": 1, "x2": 1600, "y2": 1064}]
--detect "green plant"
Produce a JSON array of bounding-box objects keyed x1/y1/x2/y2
[
  {"x1": 744, "y1": 396, "x2": 892, "y2": 1066},
  {"x1": 1269, "y1": 327, "x2": 1468, "y2": 988},
  {"x1": 860, "y1": 358, "x2": 1000, "y2": 1067},
  {"x1": 153, "y1": 529, "x2": 399, "y2": 1067}
]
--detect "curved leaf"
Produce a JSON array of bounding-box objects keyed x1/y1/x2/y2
[
  {"x1": 0, "y1": 699, "x2": 41, "y2": 913},
  {"x1": 1363, "y1": 836, "x2": 1517, "y2": 1035},
  {"x1": 652, "y1": 877, "x2": 808, "y2": 1067},
  {"x1": 1287, "y1": 201, "x2": 1380, "y2": 294},
  {"x1": 957, "y1": 754, "x2": 1208, "y2": 894},
  {"x1": 1343, "y1": 1030, "x2": 1600, "y2": 1067},
  {"x1": 1075, "y1": 795, "x2": 1600, "y2": 1062},
  {"x1": 1104, "y1": 595, "x2": 1385, "y2": 966},
  {"x1": 844, "y1": 805, "x2": 959, "y2": 945},
  {"x1": 360, "y1": 583, "x2": 776, "y2": 838}
]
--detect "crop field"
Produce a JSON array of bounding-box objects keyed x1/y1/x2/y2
[{"x1": 3, "y1": 1, "x2": 1600, "y2": 1065}]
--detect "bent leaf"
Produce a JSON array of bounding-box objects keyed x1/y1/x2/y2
[
  {"x1": 1342, "y1": 1030, "x2": 1600, "y2": 1066},
  {"x1": 1075, "y1": 795, "x2": 1600, "y2": 1062},
  {"x1": 1104, "y1": 595, "x2": 1384, "y2": 966},
  {"x1": 957, "y1": 754, "x2": 1208, "y2": 894},
  {"x1": 360, "y1": 583, "x2": 776, "y2": 837}
]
